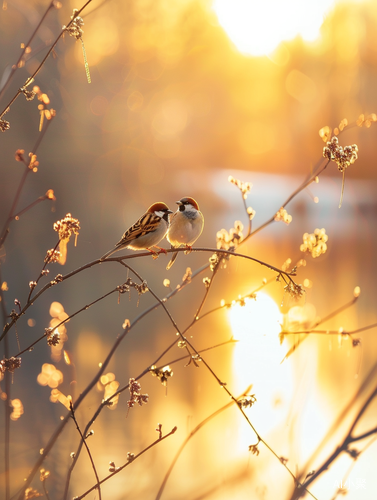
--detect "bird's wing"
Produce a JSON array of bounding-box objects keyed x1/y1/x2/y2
[{"x1": 116, "y1": 212, "x2": 161, "y2": 246}]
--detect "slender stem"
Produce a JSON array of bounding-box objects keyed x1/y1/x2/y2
[
  {"x1": 0, "y1": 115, "x2": 55, "y2": 249},
  {"x1": 155, "y1": 389, "x2": 252, "y2": 500},
  {"x1": 74, "y1": 427, "x2": 177, "y2": 500},
  {"x1": 1, "y1": 247, "x2": 295, "y2": 343},
  {"x1": 291, "y1": 383, "x2": 377, "y2": 498},
  {"x1": 69, "y1": 402, "x2": 101, "y2": 500},
  {"x1": 0, "y1": 0, "x2": 93, "y2": 118},
  {"x1": 14, "y1": 288, "x2": 117, "y2": 357},
  {"x1": 0, "y1": 1, "x2": 55, "y2": 100}
]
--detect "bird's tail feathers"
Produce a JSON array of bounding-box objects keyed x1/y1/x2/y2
[
  {"x1": 166, "y1": 250, "x2": 178, "y2": 270},
  {"x1": 100, "y1": 247, "x2": 117, "y2": 261}
]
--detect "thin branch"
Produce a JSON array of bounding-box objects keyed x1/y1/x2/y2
[
  {"x1": 155, "y1": 387, "x2": 252, "y2": 500},
  {"x1": 63, "y1": 339, "x2": 236, "y2": 495},
  {"x1": 0, "y1": 1, "x2": 55, "y2": 100},
  {"x1": 1, "y1": 246, "x2": 295, "y2": 343},
  {"x1": 69, "y1": 402, "x2": 101, "y2": 500},
  {"x1": 291, "y1": 383, "x2": 377, "y2": 498},
  {"x1": 0, "y1": 268, "x2": 11, "y2": 500},
  {"x1": 73, "y1": 427, "x2": 177, "y2": 500},
  {"x1": 0, "y1": 0, "x2": 93, "y2": 119},
  {"x1": 14, "y1": 287, "x2": 117, "y2": 357},
  {"x1": 0, "y1": 115, "x2": 55, "y2": 249}
]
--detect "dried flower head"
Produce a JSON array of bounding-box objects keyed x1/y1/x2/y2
[
  {"x1": 150, "y1": 365, "x2": 173, "y2": 386},
  {"x1": 46, "y1": 330, "x2": 60, "y2": 346},
  {"x1": 249, "y1": 443, "x2": 260, "y2": 456},
  {"x1": 63, "y1": 9, "x2": 84, "y2": 40},
  {"x1": 63, "y1": 9, "x2": 91, "y2": 84},
  {"x1": 323, "y1": 136, "x2": 358, "y2": 173},
  {"x1": 20, "y1": 86, "x2": 36, "y2": 101},
  {"x1": 53, "y1": 213, "x2": 80, "y2": 243},
  {"x1": 284, "y1": 282, "x2": 305, "y2": 300},
  {"x1": 300, "y1": 228, "x2": 328, "y2": 258},
  {"x1": 127, "y1": 378, "x2": 149, "y2": 409},
  {"x1": 0, "y1": 357, "x2": 22, "y2": 373},
  {"x1": 237, "y1": 394, "x2": 257, "y2": 408},
  {"x1": 0, "y1": 119, "x2": 10, "y2": 132}
]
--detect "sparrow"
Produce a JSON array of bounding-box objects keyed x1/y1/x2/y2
[
  {"x1": 100, "y1": 202, "x2": 172, "y2": 260},
  {"x1": 166, "y1": 197, "x2": 204, "y2": 270}
]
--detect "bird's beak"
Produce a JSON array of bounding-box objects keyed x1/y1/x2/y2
[
  {"x1": 167, "y1": 209, "x2": 173, "y2": 214},
  {"x1": 176, "y1": 200, "x2": 183, "y2": 205}
]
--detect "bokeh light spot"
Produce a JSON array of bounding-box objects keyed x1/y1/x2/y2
[
  {"x1": 90, "y1": 96, "x2": 109, "y2": 116},
  {"x1": 127, "y1": 91, "x2": 144, "y2": 112},
  {"x1": 286, "y1": 70, "x2": 317, "y2": 103}
]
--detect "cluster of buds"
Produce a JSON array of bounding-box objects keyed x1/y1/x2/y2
[
  {"x1": 33, "y1": 86, "x2": 56, "y2": 131},
  {"x1": 274, "y1": 207, "x2": 292, "y2": 225},
  {"x1": 228, "y1": 175, "x2": 252, "y2": 200},
  {"x1": 28, "y1": 152, "x2": 39, "y2": 172},
  {"x1": 109, "y1": 461, "x2": 119, "y2": 473},
  {"x1": 150, "y1": 365, "x2": 173, "y2": 386},
  {"x1": 182, "y1": 267, "x2": 192, "y2": 284},
  {"x1": 0, "y1": 356, "x2": 21, "y2": 373},
  {"x1": 45, "y1": 249, "x2": 61, "y2": 264},
  {"x1": 39, "y1": 468, "x2": 50, "y2": 482},
  {"x1": 24, "y1": 487, "x2": 42, "y2": 499},
  {"x1": 323, "y1": 136, "x2": 358, "y2": 172},
  {"x1": 127, "y1": 378, "x2": 149, "y2": 409},
  {"x1": 53, "y1": 213, "x2": 80, "y2": 242},
  {"x1": 203, "y1": 277, "x2": 211, "y2": 288},
  {"x1": 300, "y1": 228, "x2": 328, "y2": 258},
  {"x1": 356, "y1": 113, "x2": 377, "y2": 128},
  {"x1": 216, "y1": 220, "x2": 244, "y2": 252}
]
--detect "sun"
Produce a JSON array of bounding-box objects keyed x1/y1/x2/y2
[{"x1": 212, "y1": 0, "x2": 335, "y2": 56}]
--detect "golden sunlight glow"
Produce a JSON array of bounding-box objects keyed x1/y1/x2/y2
[
  {"x1": 228, "y1": 293, "x2": 294, "y2": 437},
  {"x1": 212, "y1": 0, "x2": 335, "y2": 56}
]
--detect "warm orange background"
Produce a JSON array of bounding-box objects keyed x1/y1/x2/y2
[{"x1": 1, "y1": 1, "x2": 377, "y2": 499}]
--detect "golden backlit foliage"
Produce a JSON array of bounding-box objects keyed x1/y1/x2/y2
[{"x1": 48, "y1": 301, "x2": 69, "y2": 361}]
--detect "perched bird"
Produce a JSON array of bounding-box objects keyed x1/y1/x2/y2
[
  {"x1": 166, "y1": 196, "x2": 204, "y2": 270},
  {"x1": 100, "y1": 202, "x2": 172, "y2": 260}
]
